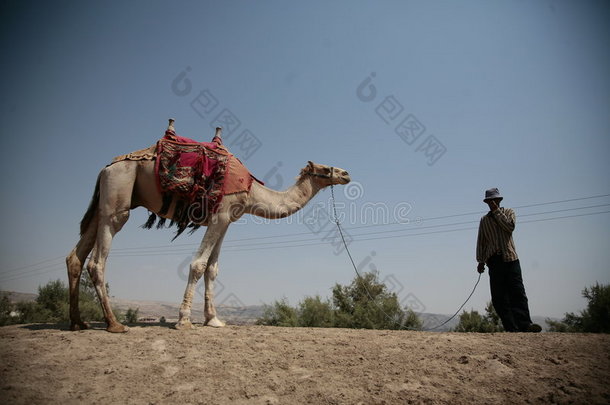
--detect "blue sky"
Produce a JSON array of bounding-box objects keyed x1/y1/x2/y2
[{"x1": 0, "y1": 1, "x2": 608, "y2": 319}]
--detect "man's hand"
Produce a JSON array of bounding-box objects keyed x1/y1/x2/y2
[
  {"x1": 477, "y1": 262, "x2": 485, "y2": 273},
  {"x1": 489, "y1": 200, "x2": 499, "y2": 212}
]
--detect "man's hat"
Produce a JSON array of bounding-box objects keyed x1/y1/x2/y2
[{"x1": 484, "y1": 187, "x2": 503, "y2": 202}]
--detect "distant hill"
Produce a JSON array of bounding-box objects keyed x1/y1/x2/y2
[
  {"x1": 418, "y1": 312, "x2": 554, "y2": 332},
  {"x1": 1, "y1": 291, "x2": 37, "y2": 303},
  {"x1": 110, "y1": 296, "x2": 264, "y2": 325}
]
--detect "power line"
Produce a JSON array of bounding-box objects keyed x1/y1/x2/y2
[
  {"x1": 2, "y1": 208, "x2": 608, "y2": 283},
  {"x1": 0, "y1": 256, "x2": 65, "y2": 276},
  {"x1": 2, "y1": 199, "x2": 608, "y2": 278},
  {"x1": 105, "y1": 194, "x2": 610, "y2": 252},
  {"x1": 0, "y1": 264, "x2": 65, "y2": 283},
  {"x1": 100, "y1": 203, "x2": 610, "y2": 252}
]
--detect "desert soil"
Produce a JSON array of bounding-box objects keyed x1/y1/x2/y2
[{"x1": 1, "y1": 323, "x2": 609, "y2": 404}]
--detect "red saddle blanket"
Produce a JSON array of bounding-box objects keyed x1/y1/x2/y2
[
  {"x1": 156, "y1": 129, "x2": 257, "y2": 210},
  {"x1": 151, "y1": 130, "x2": 258, "y2": 237}
]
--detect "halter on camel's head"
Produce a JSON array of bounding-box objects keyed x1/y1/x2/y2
[{"x1": 301, "y1": 161, "x2": 351, "y2": 185}]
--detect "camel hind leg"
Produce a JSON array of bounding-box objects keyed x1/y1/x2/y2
[
  {"x1": 86, "y1": 162, "x2": 136, "y2": 333},
  {"x1": 66, "y1": 212, "x2": 98, "y2": 331}
]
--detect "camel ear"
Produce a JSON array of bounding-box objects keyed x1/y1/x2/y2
[{"x1": 307, "y1": 161, "x2": 314, "y2": 170}]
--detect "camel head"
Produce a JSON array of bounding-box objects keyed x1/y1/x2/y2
[{"x1": 300, "y1": 161, "x2": 351, "y2": 186}]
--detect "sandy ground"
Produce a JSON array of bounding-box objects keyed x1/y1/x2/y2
[{"x1": 1, "y1": 324, "x2": 609, "y2": 405}]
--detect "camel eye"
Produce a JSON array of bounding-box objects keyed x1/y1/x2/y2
[{"x1": 323, "y1": 167, "x2": 331, "y2": 173}]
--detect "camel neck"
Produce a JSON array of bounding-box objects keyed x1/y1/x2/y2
[{"x1": 246, "y1": 175, "x2": 323, "y2": 219}]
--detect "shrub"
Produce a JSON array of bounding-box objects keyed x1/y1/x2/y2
[
  {"x1": 453, "y1": 302, "x2": 503, "y2": 333},
  {"x1": 0, "y1": 294, "x2": 16, "y2": 326},
  {"x1": 256, "y1": 298, "x2": 298, "y2": 327},
  {"x1": 257, "y1": 272, "x2": 422, "y2": 330},
  {"x1": 332, "y1": 272, "x2": 407, "y2": 330},
  {"x1": 298, "y1": 295, "x2": 334, "y2": 327},
  {"x1": 124, "y1": 308, "x2": 139, "y2": 324},
  {"x1": 546, "y1": 283, "x2": 610, "y2": 333}
]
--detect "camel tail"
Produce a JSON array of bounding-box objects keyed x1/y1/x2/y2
[{"x1": 80, "y1": 172, "x2": 102, "y2": 236}]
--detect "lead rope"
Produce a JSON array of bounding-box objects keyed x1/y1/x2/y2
[{"x1": 329, "y1": 183, "x2": 482, "y2": 331}]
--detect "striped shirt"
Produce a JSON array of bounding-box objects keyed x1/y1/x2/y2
[{"x1": 476, "y1": 207, "x2": 518, "y2": 263}]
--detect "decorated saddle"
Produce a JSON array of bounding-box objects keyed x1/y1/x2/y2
[{"x1": 111, "y1": 120, "x2": 260, "y2": 238}]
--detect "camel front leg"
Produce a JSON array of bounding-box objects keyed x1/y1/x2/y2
[
  {"x1": 203, "y1": 223, "x2": 228, "y2": 327},
  {"x1": 176, "y1": 217, "x2": 229, "y2": 330}
]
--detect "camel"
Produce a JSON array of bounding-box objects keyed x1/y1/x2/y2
[{"x1": 65, "y1": 121, "x2": 351, "y2": 332}]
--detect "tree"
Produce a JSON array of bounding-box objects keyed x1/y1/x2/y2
[
  {"x1": 0, "y1": 294, "x2": 16, "y2": 326},
  {"x1": 2, "y1": 278, "x2": 109, "y2": 325},
  {"x1": 546, "y1": 312, "x2": 582, "y2": 332},
  {"x1": 546, "y1": 283, "x2": 610, "y2": 333},
  {"x1": 484, "y1": 301, "x2": 504, "y2": 331},
  {"x1": 125, "y1": 308, "x2": 139, "y2": 324},
  {"x1": 256, "y1": 298, "x2": 298, "y2": 327},
  {"x1": 36, "y1": 279, "x2": 69, "y2": 321},
  {"x1": 332, "y1": 272, "x2": 408, "y2": 330},
  {"x1": 404, "y1": 308, "x2": 423, "y2": 330},
  {"x1": 159, "y1": 316, "x2": 166, "y2": 324},
  {"x1": 10, "y1": 279, "x2": 70, "y2": 324},
  {"x1": 256, "y1": 272, "x2": 422, "y2": 330},
  {"x1": 580, "y1": 283, "x2": 610, "y2": 333},
  {"x1": 298, "y1": 295, "x2": 334, "y2": 327},
  {"x1": 15, "y1": 301, "x2": 53, "y2": 323},
  {"x1": 453, "y1": 302, "x2": 503, "y2": 333}
]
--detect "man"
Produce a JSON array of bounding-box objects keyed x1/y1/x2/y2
[{"x1": 476, "y1": 188, "x2": 541, "y2": 333}]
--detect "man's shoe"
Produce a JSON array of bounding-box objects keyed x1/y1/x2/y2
[{"x1": 526, "y1": 323, "x2": 542, "y2": 333}]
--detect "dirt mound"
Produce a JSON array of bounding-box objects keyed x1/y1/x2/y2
[{"x1": 1, "y1": 324, "x2": 609, "y2": 404}]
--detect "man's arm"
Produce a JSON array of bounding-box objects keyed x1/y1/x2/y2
[{"x1": 492, "y1": 208, "x2": 516, "y2": 233}]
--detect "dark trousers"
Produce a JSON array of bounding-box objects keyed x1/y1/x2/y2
[{"x1": 488, "y1": 255, "x2": 533, "y2": 332}]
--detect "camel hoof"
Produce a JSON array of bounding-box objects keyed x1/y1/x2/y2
[
  {"x1": 106, "y1": 323, "x2": 129, "y2": 333},
  {"x1": 174, "y1": 320, "x2": 196, "y2": 330},
  {"x1": 70, "y1": 321, "x2": 90, "y2": 331},
  {"x1": 205, "y1": 317, "x2": 225, "y2": 328}
]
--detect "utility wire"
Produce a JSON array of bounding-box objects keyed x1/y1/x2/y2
[
  {"x1": 2, "y1": 194, "x2": 609, "y2": 280},
  {"x1": 105, "y1": 193, "x2": 610, "y2": 251},
  {"x1": 2, "y1": 203, "x2": 608, "y2": 279},
  {"x1": 2, "y1": 208, "x2": 609, "y2": 283},
  {"x1": 92, "y1": 195, "x2": 610, "y2": 253},
  {"x1": 81, "y1": 203, "x2": 610, "y2": 254}
]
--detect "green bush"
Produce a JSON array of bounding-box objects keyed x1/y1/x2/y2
[
  {"x1": 546, "y1": 313, "x2": 582, "y2": 332},
  {"x1": 2, "y1": 275, "x2": 110, "y2": 325},
  {"x1": 298, "y1": 295, "x2": 334, "y2": 327},
  {"x1": 546, "y1": 283, "x2": 610, "y2": 333},
  {"x1": 36, "y1": 280, "x2": 69, "y2": 320},
  {"x1": 453, "y1": 302, "x2": 503, "y2": 333},
  {"x1": 332, "y1": 272, "x2": 408, "y2": 330},
  {"x1": 256, "y1": 298, "x2": 298, "y2": 327},
  {"x1": 0, "y1": 294, "x2": 16, "y2": 326},
  {"x1": 124, "y1": 307, "x2": 140, "y2": 324},
  {"x1": 15, "y1": 301, "x2": 54, "y2": 323},
  {"x1": 257, "y1": 272, "x2": 422, "y2": 330},
  {"x1": 404, "y1": 308, "x2": 423, "y2": 330}
]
